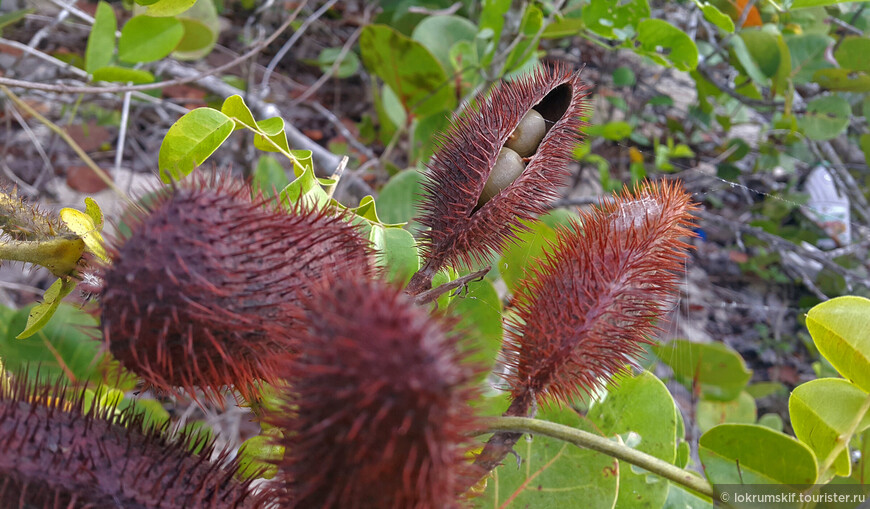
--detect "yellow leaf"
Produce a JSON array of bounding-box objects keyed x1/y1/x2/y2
[
  {"x1": 60, "y1": 207, "x2": 108, "y2": 262},
  {"x1": 84, "y1": 197, "x2": 103, "y2": 231}
]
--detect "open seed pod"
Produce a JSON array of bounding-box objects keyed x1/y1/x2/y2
[{"x1": 409, "y1": 63, "x2": 589, "y2": 294}]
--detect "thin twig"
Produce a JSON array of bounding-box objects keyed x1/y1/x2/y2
[{"x1": 413, "y1": 266, "x2": 490, "y2": 306}]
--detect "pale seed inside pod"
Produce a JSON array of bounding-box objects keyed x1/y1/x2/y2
[
  {"x1": 478, "y1": 147, "x2": 525, "y2": 207},
  {"x1": 505, "y1": 109, "x2": 546, "y2": 157}
]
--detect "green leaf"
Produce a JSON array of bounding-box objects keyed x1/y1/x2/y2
[
  {"x1": 497, "y1": 219, "x2": 558, "y2": 292},
  {"x1": 118, "y1": 15, "x2": 184, "y2": 64},
  {"x1": 861, "y1": 133, "x2": 870, "y2": 168},
  {"x1": 158, "y1": 107, "x2": 234, "y2": 182},
  {"x1": 791, "y1": 0, "x2": 868, "y2": 8},
  {"x1": 587, "y1": 372, "x2": 677, "y2": 509},
  {"x1": 635, "y1": 19, "x2": 698, "y2": 71},
  {"x1": 359, "y1": 24, "x2": 456, "y2": 118},
  {"x1": 503, "y1": 4, "x2": 543, "y2": 72},
  {"x1": 695, "y1": 1, "x2": 734, "y2": 33},
  {"x1": 739, "y1": 29, "x2": 781, "y2": 79},
  {"x1": 220, "y1": 94, "x2": 257, "y2": 131},
  {"x1": 370, "y1": 225, "x2": 419, "y2": 285},
  {"x1": 237, "y1": 430, "x2": 284, "y2": 480},
  {"x1": 172, "y1": 0, "x2": 218, "y2": 60},
  {"x1": 697, "y1": 391, "x2": 757, "y2": 434},
  {"x1": 278, "y1": 160, "x2": 331, "y2": 210},
  {"x1": 813, "y1": 68, "x2": 870, "y2": 92},
  {"x1": 448, "y1": 278, "x2": 502, "y2": 383},
  {"x1": 316, "y1": 47, "x2": 361, "y2": 79},
  {"x1": 789, "y1": 378, "x2": 870, "y2": 479},
  {"x1": 664, "y1": 484, "x2": 714, "y2": 509},
  {"x1": 699, "y1": 424, "x2": 818, "y2": 485},
  {"x1": 85, "y1": 2, "x2": 116, "y2": 73},
  {"x1": 798, "y1": 95, "x2": 851, "y2": 141},
  {"x1": 806, "y1": 296, "x2": 870, "y2": 393},
  {"x1": 2, "y1": 304, "x2": 106, "y2": 384},
  {"x1": 481, "y1": 405, "x2": 619, "y2": 508},
  {"x1": 144, "y1": 0, "x2": 196, "y2": 16},
  {"x1": 15, "y1": 278, "x2": 77, "y2": 339},
  {"x1": 253, "y1": 117, "x2": 291, "y2": 154},
  {"x1": 757, "y1": 413, "x2": 784, "y2": 432},
  {"x1": 0, "y1": 9, "x2": 34, "y2": 34},
  {"x1": 478, "y1": 0, "x2": 510, "y2": 66},
  {"x1": 612, "y1": 66, "x2": 636, "y2": 86},
  {"x1": 785, "y1": 33, "x2": 834, "y2": 84},
  {"x1": 411, "y1": 15, "x2": 477, "y2": 76},
  {"x1": 375, "y1": 168, "x2": 424, "y2": 224},
  {"x1": 252, "y1": 155, "x2": 290, "y2": 199},
  {"x1": 91, "y1": 66, "x2": 155, "y2": 84},
  {"x1": 835, "y1": 37, "x2": 870, "y2": 71},
  {"x1": 583, "y1": 0, "x2": 651, "y2": 40},
  {"x1": 653, "y1": 339, "x2": 752, "y2": 401}
]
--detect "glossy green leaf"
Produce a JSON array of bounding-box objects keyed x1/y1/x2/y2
[
  {"x1": 1, "y1": 304, "x2": 106, "y2": 384},
  {"x1": 812, "y1": 69, "x2": 870, "y2": 92},
  {"x1": 252, "y1": 155, "x2": 290, "y2": 199},
  {"x1": 697, "y1": 391, "x2": 757, "y2": 434},
  {"x1": 699, "y1": 424, "x2": 817, "y2": 485},
  {"x1": 220, "y1": 94, "x2": 257, "y2": 131},
  {"x1": 85, "y1": 2, "x2": 116, "y2": 73},
  {"x1": 375, "y1": 168, "x2": 424, "y2": 224},
  {"x1": 370, "y1": 225, "x2": 419, "y2": 284},
  {"x1": 16, "y1": 278, "x2": 77, "y2": 339},
  {"x1": 730, "y1": 35, "x2": 770, "y2": 86},
  {"x1": 359, "y1": 24, "x2": 456, "y2": 118},
  {"x1": 158, "y1": 107, "x2": 234, "y2": 182},
  {"x1": 253, "y1": 117, "x2": 291, "y2": 154},
  {"x1": 92, "y1": 66, "x2": 155, "y2": 84},
  {"x1": 144, "y1": 0, "x2": 196, "y2": 16},
  {"x1": 587, "y1": 371, "x2": 676, "y2": 509},
  {"x1": 636, "y1": 19, "x2": 698, "y2": 71},
  {"x1": 785, "y1": 33, "x2": 834, "y2": 84},
  {"x1": 481, "y1": 405, "x2": 619, "y2": 508},
  {"x1": 798, "y1": 95, "x2": 851, "y2": 141},
  {"x1": 695, "y1": 1, "x2": 734, "y2": 33},
  {"x1": 739, "y1": 29, "x2": 781, "y2": 79},
  {"x1": 497, "y1": 219, "x2": 558, "y2": 292},
  {"x1": 789, "y1": 378, "x2": 870, "y2": 479},
  {"x1": 411, "y1": 15, "x2": 477, "y2": 75},
  {"x1": 278, "y1": 162, "x2": 332, "y2": 210},
  {"x1": 316, "y1": 47, "x2": 360, "y2": 78},
  {"x1": 504, "y1": 4, "x2": 543, "y2": 72},
  {"x1": 237, "y1": 430, "x2": 284, "y2": 480},
  {"x1": 834, "y1": 37, "x2": 870, "y2": 71},
  {"x1": 583, "y1": 0, "x2": 650, "y2": 40},
  {"x1": 118, "y1": 15, "x2": 184, "y2": 64},
  {"x1": 806, "y1": 296, "x2": 870, "y2": 392},
  {"x1": 653, "y1": 339, "x2": 752, "y2": 401},
  {"x1": 448, "y1": 278, "x2": 502, "y2": 382}
]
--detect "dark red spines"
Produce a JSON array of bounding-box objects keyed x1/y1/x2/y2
[
  {"x1": 100, "y1": 177, "x2": 372, "y2": 404},
  {"x1": 503, "y1": 180, "x2": 697, "y2": 407},
  {"x1": 415, "y1": 64, "x2": 589, "y2": 276},
  {"x1": 0, "y1": 379, "x2": 266, "y2": 508},
  {"x1": 265, "y1": 276, "x2": 476, "y2": 509}
]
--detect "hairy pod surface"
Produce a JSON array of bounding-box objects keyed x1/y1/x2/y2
[
  {"x1": 99, "y1": 176, "x2": 372, "y2": 404},
  {"x1": 411, "y1": 64, "x2": 589, "y2": 292},
  {"x1": 0, "y1": 378, "x2": 266, "y2": 508},
  {"x1": 265, "y1": 276, "x2": 477, "y2": 509},
  {"x1": 504, "y1": 180, "x2": 697, "y2": 408}
]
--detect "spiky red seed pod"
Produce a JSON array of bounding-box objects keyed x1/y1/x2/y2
[
  {"x1": 408, "y1": 63, "x2": 589, "y2": 294},
  {"x1": 0, "y1": 378, "x2": 268, "y2": 508},
  {"x1": 99, "y1": 176, "x2": 372, "y2": 404},
  {"x1": 264, "y1": 276, "x2": 477, "y2": 509},
  {"x1": 503, "y1": 180, "x2": 697, "y2": 408}
]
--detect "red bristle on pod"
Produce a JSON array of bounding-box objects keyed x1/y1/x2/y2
[
  {"x1": 0, "y1": 377, "x2": 270, "y2": 508},
  {"x1": 504, "y1": 180, "x2": 697, "y2": 409},
  {"x1": 99, "y1": 176, "x2": 372, "y2": 404},
  {"x1": 264, "y1": 275, "x2": 478, "y2": 509},
  {"x1": 408, "y1": 63, "x2": 589, "y2": 294}
]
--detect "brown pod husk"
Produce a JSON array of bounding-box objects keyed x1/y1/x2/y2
[
  {"x1": 99, "y1": 176, "x2": 373, "y2": 405},
  {"x1": 0, "y1": 377, "x2": 269, "y2": 508},
  {"x1": 410, "y1": 63, "x2": 589, "y2": 293},
  {"x1": 263, "y1": 275, "x2": 478, "y2": 509}
]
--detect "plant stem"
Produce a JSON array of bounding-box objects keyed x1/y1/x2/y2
[
  {"x1": 481, "y1": 415, "x2": 716, "y2": 500},
  {"x1": 0, "y1": 236, "x2": 85, "y2": 277}
]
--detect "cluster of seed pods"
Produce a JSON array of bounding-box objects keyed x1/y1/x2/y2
[{"x1": 478, "y1": 108, "x2": 548, "y2": 206}]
